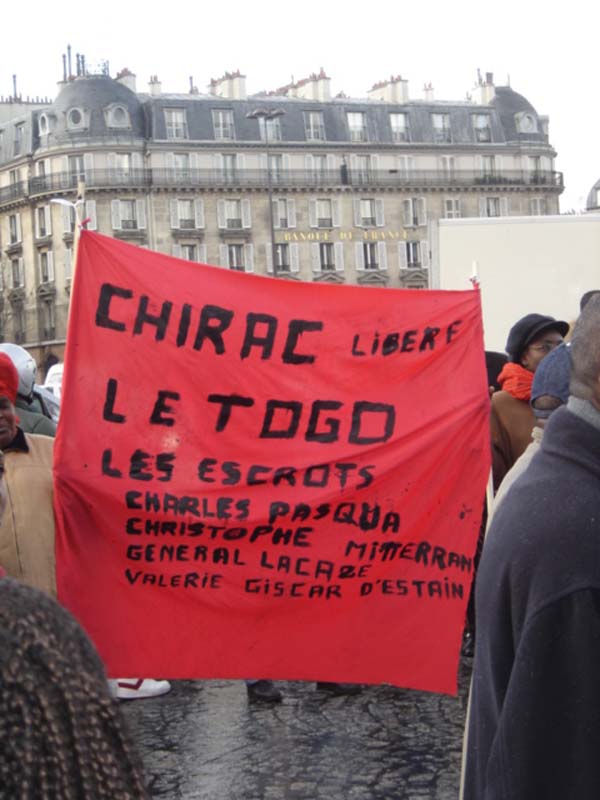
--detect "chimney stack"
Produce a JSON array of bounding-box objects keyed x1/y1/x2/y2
[
  {"x1": 208, "y1": 70, "x2": 247, "y2": 100},
  {"x1": 368, "y1": 75, "x2": 409, "y2": 103},
  {"x1": 148, "y1": 75, "x2": 162, "y2": 96}
]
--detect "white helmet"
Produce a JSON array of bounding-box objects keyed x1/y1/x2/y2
[{"x1": 0, "y1": 343, "x2": 37, "y2": 399}]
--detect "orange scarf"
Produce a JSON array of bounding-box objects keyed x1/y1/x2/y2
[{"x1": 498, "y1": 362, "x2": 534, "y2": 401}]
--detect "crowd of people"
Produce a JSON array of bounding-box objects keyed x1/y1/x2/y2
[{"x1": 2, "y1": 288, "x2": 600, "y2": 797}]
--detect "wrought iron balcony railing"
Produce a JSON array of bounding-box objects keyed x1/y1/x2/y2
[{"x1": 0, "y1": 168, "x2": 565, "y2": 208}]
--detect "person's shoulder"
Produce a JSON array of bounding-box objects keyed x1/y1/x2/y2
[{"x1": 24, "y1": 432, "x2": 55, "y2": 456}]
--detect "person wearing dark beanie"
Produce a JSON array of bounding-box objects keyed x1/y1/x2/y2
[{"x1": 490, "y1": 313, "x2": 568, "y2": 489}]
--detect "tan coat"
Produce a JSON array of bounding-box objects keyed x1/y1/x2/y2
[
  {"x1": 490, "y1": 390, "x2": 536, "y2": 490},
  {"x1": 0, "y1": 433, "x2": 55, "y2": 597}
]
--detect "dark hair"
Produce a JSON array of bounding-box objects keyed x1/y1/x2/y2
[
  {"x1": 0, "y1": 578, "x2": 148, "y2": 799},
  {"x1": 570, "y1": 295, "x2": 600, "y2": 401}
]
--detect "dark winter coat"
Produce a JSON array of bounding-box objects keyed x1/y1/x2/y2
[{"x1": 464, "y1": 404, "x2": 600, "y2": 800}]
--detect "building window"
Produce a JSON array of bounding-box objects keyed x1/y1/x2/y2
[
  {"x1": 170, "y1": 198, "x2": 204, "y2": 229},
  {"x1": 481, "y1": 155, "x2": 497, "y2": 178},
  {"x1": 304, "y1": 111, "x2": 326, "y2": 141},
  {"x1": 347, "y1": 112, "x2": 367, "y2": 142},
  {"x1": 67, "y1": 108, "x2": 85, "y2": 129},
  {"x1": 439, "y1": 156, "x2": 455, "y2": 179},
  {"x1": 9, "y1": 169, "x2": 19, "y2": 185},
  {"x1": 363, "y1": 242, "x2": 379, "y2": 269},
  {"x1": 111, "y1": 199, "x2": 146, "y2": 231},
  {"x1": 39, "y1": 114, "x2": 49, "y2": 135},
  {"x1": 402, "y1": 198, "x2": 427, "y2": 227},
  {"x1": 217, "y1": 198, "x2": 251, "y2": 229},
  {"x1": 108, "y1": 106, "x2": 130, "y2": 128},
  {"x1": 272, "y1": 198, "x2": 296, "y2": 229},
  {"x1": 432, "y1": 113, "x2": 451, "y2": 143},
  {"x1": 9, "y1": 214, "x2": 21, "y2": 244},
  {"x1": 275, "y1": 243, "x2": 290, "y2": 271},
  {"x1": 222, "y1": 243, "x2": 254, "y2": 272},
  {"x1": 13, "y1": 124, "x2": 24, "y2": 156},
  {"x1": 473, "y1": 114, "x2": 491, "y2": 142},
  {"x1": 11, "y1": 258, "x2": 24, "y2": 288},
  {"x1": 353, "y1": 155, "x2": 372, "y2": 182},
  {"x1": 319, "y1": 242, "x2": 335, "y2": 270},
  {"x1": 37, "y1": 160, "x2": 46, "y2": 177},
  {"x1": 181, "y1": 244, "x2": 197, "y2": 261},
  {"x1": 14, "y1": 305, "x2": 26, "y2": 343},
  {"x1": 165, "y1": 108, "x2": 188, "y2": 139},
  {"x1": 481, "y1": 196, "x2": 508, "y2": 217},
  {"x1": 530, "y1": 197, "x2": 547, "y2": 216},
  {"x1": 225, "y1": 199, "x2": 242, "y2": 229},
  {"x1": 220, "y1": 153, "x2": 238, "y2": 182},
  {"x1": 68, "y1": 154, "x2": 85, "y2": 183},
  {"x1": 64, "y1": 248, "x2": 73, "y2": 280},
  {"x1": 36, "y1": 206, "x2": 52, "y2": 238},
  {"x1": 406, "y1": 242, "x2": 422, "y2": 268},
  {"x1": 444, "y1": 198, "x2": 461, "y2": 219},
  {"x1": 360, "y1": 199, "x2": 376, "y2": 226},
  {"x1": 390, "y1": 113, "x2": 409, "y2": 142},
  {"x1": 268, "y1": 154, "x2": 284, "y2": 181},
  {"x1": 316, "y1": 199, "x2": 332, "y2": 228},
  {"x1": 42, "y1": 300, "x2": 56, "y2": 340},
  {"x1": 261, "y1": 116, "x2": 282, "y2": 142},
  {"x1": 39, "y1": 251, "x2": 54, "y2": 284},
  {"x1": 213, "y1": 109, "x2": 235, "y2": 141}
]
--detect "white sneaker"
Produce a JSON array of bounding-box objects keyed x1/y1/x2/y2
[{"x1": 108, "y1": 678, "x2": 172, "y2": 700}]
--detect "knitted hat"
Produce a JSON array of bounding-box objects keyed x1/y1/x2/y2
[
  {"x1": 0, "y1": 353, "x2": 19, "y2": 404},
  {"x1": 530, "y1": 343, "x2": 571, "y2": 415},
  {"x1": 505, "y1": 314, "x2": 569, "y2": 363}
]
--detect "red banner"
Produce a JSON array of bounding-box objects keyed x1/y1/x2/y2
[{"x1": 54, "y1": 232, "x2": 489, "y2": 694}]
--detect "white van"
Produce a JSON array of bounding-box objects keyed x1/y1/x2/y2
[{"x1": 44, "y1": 363, "x2": 64, "y2": 401}]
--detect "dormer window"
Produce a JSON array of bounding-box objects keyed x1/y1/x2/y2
[
  {"x1": 67, "y1": 107, "x2": 85, "y2": 129},
  {"x1": 39, "y1": 114, "x2": 49, "y2": 135},
  {"x1": 516, "y1": 112, "x2": 538, "y2": 134},
  {"x1": 106, "y1": 105, "x2": 131, "y2": 128}
]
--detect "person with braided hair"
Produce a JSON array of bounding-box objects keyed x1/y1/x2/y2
[{"x1": 0, "y1": 577, "x2": 148, "y2": 799}]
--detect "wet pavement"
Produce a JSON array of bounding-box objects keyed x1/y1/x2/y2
[{"x1": 122, "y1": 658, "x2": 472, "y2": 800}]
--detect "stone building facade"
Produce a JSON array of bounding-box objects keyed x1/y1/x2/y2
[{"x1": 0, "y1": 65, "x2": 562, "y2": 370}]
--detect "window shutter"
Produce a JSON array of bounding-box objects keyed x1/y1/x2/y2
[
  {"x1": 111, "y1": 199, "x2": 121, "y2": 229},
  {"x1": 190, "y1": 153, "x2": 200, "y2": 171},
  {"x1": 214, "y1": 154, "x2": 224, "y2": 172},
  {"x1": 245, "y1": 244, "x2": 254, "y2": 273},
  {"x1": 62, "y1": 204, "x2": 71, "y2": 233},
  {"x1": 398, "y1": 242, "x2": 408, "y2": 269},
  {"x1": 132, "y1": 152, "x2": 143, "y2": 171},
  {"x1": 217, "y1": 200, "x2": 226, "y2": 229},
  {"x1": 309, "y1": 199, "x2": 317, "y2": 228},
  {"x1": 265, "y1": 243, "x2": 273, "y2": 273},
  {"x1": 272, "y1": 199, "x2": 280, "y2": 230},
  {"x1": 64, "y1": 248, "x2": 72, "y2": 280},
  {"x1": 290, "y1": 243, "x2": 300, "y2": 272},
  {"x1": 420, "y1": 241, "x2": 430, "y2": 268},
  {"x1": 63, "y1": 155, "x2": 69, "y2": 174},
  {"x1": 136, "y1": 199, "x2": 147, "y2": 229},
  {"x1": 311, "y1": 242, "x2": 320, "y2": 270},
  {"x1": 305, "y1": 154, "x2": 314, "y2": 171},
  {"x1": 219, "y1": 243, "x2": 229, "y2": 267},
  {"x1": 45, "y1": 206, "x2": 52, "y2": 236},
  {"x1": 16, "y1": 214, "x2": 21, "y2": 242},
  {"x1": 35, "y1": 209, "x2": 41, "y2": 238},
  {"x1": 402, "y1": 199, "x2": 412, "y2": 227},
  {"x1": 353, "y1": 198, "x2": 361, "y2": 227},
  {"x1": 375, "y1": 198, "x2": 385, "y2": 226},
  {"x1": 241, "y1": 199, "x2": 251, "y2": 228},
  {"x1": 198, "y1": 244, "x2": 207, "y2": 263},
  {"x1": 85, "y1": 200, "x2": 97, "y2": 230},
  {"x1": 378, "y1": 241, "x2": 388, "y2": 270},
  {"x1": 495, "y1": 156, "x2": 503, "y2": 172},
  {"x1": 419, "y1": 198, "x2": 427, "y2": 225},
  {"x1": 334, "y1": 242, "x2": 345, "y2": 272},
  {"x1": 166, "y1": 152, "x2": 175, "y2": 170},
  {"x1": 108, "y1": 152, "x2": 117, "y2": 171},
  {"x1": 83, "y1": 152, "x2": 94, "y2": 177},
  {"x1": 287, "y1": 199, "x2": 297, "y2": 228},
  {"x1": 501, "y1": 197, "x2": 509, "y2": 216},
  {"x1": 479, "y1": 197, "x2": 487, "y2": 217},
  {"x1": 332, "y1": 198, "x2": 341, "y2": 228},
  {"x1": 194, "y1": 199, "x2": 205, "y2": 228},
  {"x1": 47, "y1": 251, "x2": 54, "y2": 282},
  {"x1": 350, "y1": 154, "x2": 358, "y2": 171},
  {"x1": 170, "y1": 200, "x2": 179, "y2": 228},
  {"x1": 371, "y1": 154, "x2": 379, "y2": 171},
  {"x1": 355, "y1": 242, "x2": 365, "y2": 270},
  {"x1": 326, "y1": 154, "x2": 335, "y2": 171},
  {"x1": 237, "y1": 154, "x2": 245, "y2": 170},
  {"x1": 172, "y1": 244, "x2": 183, "y2": 259},
  {"x1": 18, "y1": 257, "x2": 24, "y2": 286}
]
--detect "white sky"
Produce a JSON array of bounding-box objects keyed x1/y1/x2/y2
[{"x1": 3, "y1": 0, "x2": 599, "y2": 210}]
